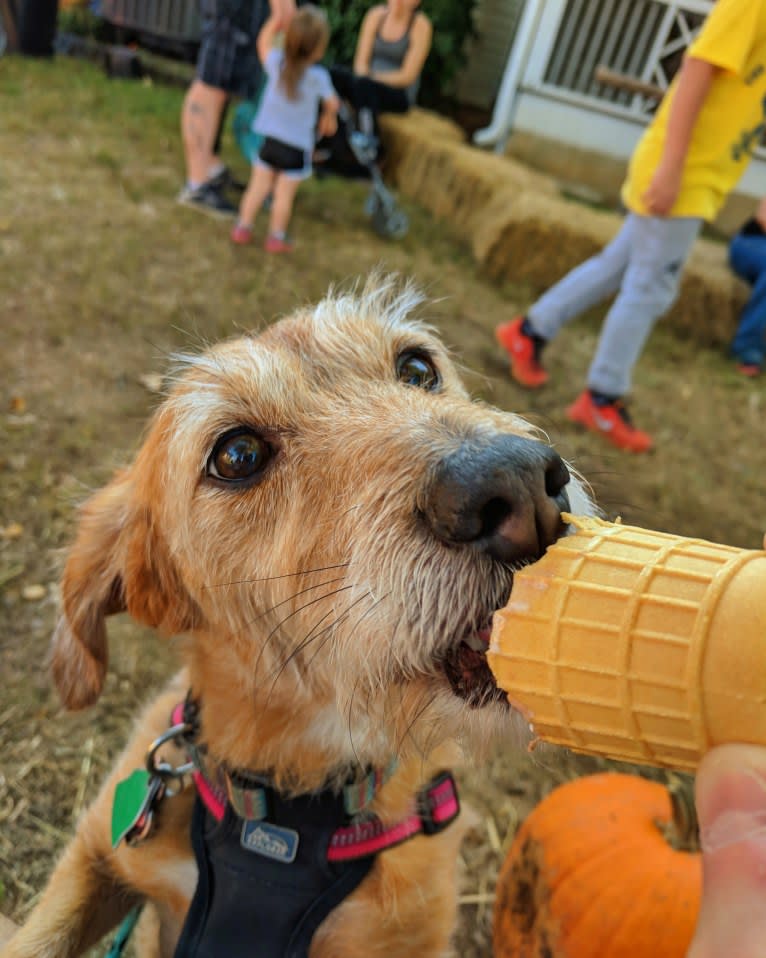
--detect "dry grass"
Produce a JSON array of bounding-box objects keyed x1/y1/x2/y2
[{"x1": 0, "y1": 54, "x2": 765, "y2": 958}]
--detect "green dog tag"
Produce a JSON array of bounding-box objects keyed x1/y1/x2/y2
[{"x1": 111, "y1": 769, "x2": 159, "y2": 848}]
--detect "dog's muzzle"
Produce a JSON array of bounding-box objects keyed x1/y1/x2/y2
[
  {"x1": 422, "y1": 434, "x2": 570, "y2": 563},
  {"x1": 423, "y1": 434, "x2": 570, "y2": 708}
]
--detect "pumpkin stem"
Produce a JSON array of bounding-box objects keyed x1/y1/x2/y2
[{"x1": 658, "y1": 776, "x2": 699, "y2": 852}]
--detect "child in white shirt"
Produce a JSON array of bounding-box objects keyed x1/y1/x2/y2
[{"x1": 231, "y1": 5, "x2": 339, "y2": 252}]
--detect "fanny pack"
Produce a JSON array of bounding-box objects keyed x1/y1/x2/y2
[{"x1": 259, "y1": 137, "x2": 306, "y2": 172}]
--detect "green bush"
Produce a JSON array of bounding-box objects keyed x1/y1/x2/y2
[
  {"x1": 57, "y1": 6, "x2": 112, "y2": 42},
  {"x1": 322, "y1": 0, "x2": 478, "y2": 107}
]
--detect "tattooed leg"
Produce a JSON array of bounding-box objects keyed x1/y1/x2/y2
[{"x1": 181, "y1": 80, "x2": 228, "y2": 185}]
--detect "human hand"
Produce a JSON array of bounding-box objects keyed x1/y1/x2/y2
[
  {"x1": 755, "y1": 197, "x2": 766, "y2": 231},
  {"x1": 686, "y1": 743, "x2": 766, "y2": 958},
  {"x1": 270, "y1": 0, "x2": 296, "y2": 29},
  {"x1": 317, "y1": 111, "x2": 338, "y2": 138},
  {"x1": 642, "y1": 160, "x2": 682, "y2": 216}
]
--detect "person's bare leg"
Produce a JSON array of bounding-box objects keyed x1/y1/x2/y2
[
  {"x1": 238, "y1": 165, "x2": 277, "y2": 229},
  {"x1": 181, "y1": 80, "x2": 228, "y2": 185},
  {"x1": 269, "y1": 175, "x2": 301, "y2": 237}
]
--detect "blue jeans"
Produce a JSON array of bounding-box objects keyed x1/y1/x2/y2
[{"x1": 730, "y1": 233, "x2": 766, "y2": 366}]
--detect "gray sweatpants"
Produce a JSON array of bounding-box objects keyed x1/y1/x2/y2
[{"x1": 527, "y1": 213, "x2": 702, "y2": 397}]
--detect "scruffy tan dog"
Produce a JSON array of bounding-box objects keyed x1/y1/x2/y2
[{"x1": 3, "y1": 278, "x2": 590, "y2": 958}]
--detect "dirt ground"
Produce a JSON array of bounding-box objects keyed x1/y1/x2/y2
[{"x1": 1, "y1": 56, "x2": 765, "y2": 956}]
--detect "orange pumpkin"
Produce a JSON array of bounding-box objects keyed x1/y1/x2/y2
[{"x1": 493, "y1": 773, "x2": 701, "y2": 958}]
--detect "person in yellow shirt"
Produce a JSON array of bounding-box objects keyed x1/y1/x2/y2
[{"x1": 496, "y1": 0, "x2": 766, "y2": 453}]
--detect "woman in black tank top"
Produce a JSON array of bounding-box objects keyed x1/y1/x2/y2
[{"x1": 352, "y1": 0, "x2": 432, "y2": 108}]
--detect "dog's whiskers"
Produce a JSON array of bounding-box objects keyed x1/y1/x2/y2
[
  {"x1": 396, "y1": 687, "x2": 442, "y2": 760},
  {"x1": 251, "y1": 583, "x2": 358, "y2": 677},
  {"x1": 244, "y1": 576, "x2": 348, "y2": 627},
  {"x1": 279, "y1": 591, "x2": 377, "y2": 678},
  {"x1": 205, "y1": 561, "x2": 351, "y2": 589},
  {"x1": 346, "y1": 676, "x2": 365, "y2": 770}
]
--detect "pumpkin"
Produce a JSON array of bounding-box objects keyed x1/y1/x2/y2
[{"x1": 493, "y1": 773, "x2": 701, "y2": 958}]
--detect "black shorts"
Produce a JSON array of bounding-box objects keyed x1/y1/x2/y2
[
  {"x1": 257, "y1": 137, "x2": 311, "y2": 179},
  {"x1": 196, "y1": 0, "x2": 270, "y2": 98}
]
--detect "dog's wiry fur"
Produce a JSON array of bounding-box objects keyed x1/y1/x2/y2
[{"x1": 3, "y1": 278, "x2": 592, "y2": 958}]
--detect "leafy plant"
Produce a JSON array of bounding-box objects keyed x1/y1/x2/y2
[
  {"x1": 322, "y1": 0, "x2": 478, "y2": 107},
  {"x1": 57, "y1": 5, "x2": 112, "y2": 42}
]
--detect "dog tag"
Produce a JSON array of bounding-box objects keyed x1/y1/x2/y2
[{"x1": 111, "y1": 769, "x2": 164, "y2": 848}]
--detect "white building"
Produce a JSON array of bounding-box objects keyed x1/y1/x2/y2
[{"x1": 461, "y1": 0, "x2": 766, "y2": 201}]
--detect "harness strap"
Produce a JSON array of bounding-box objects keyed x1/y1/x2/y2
[
  {"x1": 283, "y1": 858, "x2": 373, "y2": 958},
  {"x1": 171, "y1": 701, "x2": 399, "y2": 821},
  {"x1": 327, "y1": 771, "x2": 460, "y2": 861},
  {"x1": 170, "y1": 701, "x2": 460, "y2": 863}
]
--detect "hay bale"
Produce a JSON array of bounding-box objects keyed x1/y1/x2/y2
[
  {"x1": 473, "y1": 190, "x2": 613, "y2": 286},
  {"x1": 379, "y1": 109, "x2": 748, "y2": 348},
  {"x1": 668, "y1": 244, "x2": 748, "y2": 346},
  {"x1": 380, "y1": 111, "x2": 555, "y2": 237}
]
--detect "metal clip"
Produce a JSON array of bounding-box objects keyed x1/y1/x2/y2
[{"x1": 145, "y1": 722, "x2": 196, "y2": 795}]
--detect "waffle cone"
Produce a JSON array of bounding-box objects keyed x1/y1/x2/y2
[{"x1": 487, "y1": 515, "x2": 766, "y2": 770}]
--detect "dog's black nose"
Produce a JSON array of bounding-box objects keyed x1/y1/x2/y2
[{"x1": 423, "y1": 435, "x2": 570, "y2": 563}]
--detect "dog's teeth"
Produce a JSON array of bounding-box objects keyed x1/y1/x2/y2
[{"x1": 464, "y1": 633, "x2": 487, "y2": 653}]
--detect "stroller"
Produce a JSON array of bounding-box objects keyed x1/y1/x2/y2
[
  {"x1": 319, "y1": 65, "x2": 410, "y2": 240},
  {"x1": 233, "y1": 67, "x2": 410, "y2": 241}
]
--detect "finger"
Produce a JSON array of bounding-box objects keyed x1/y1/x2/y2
[{"x1": 686, "y1": 745, "x2": 766, "y2": 958}]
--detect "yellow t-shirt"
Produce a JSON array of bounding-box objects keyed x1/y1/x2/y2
[{"x1": 622, "y1": 0, "x2": 766, "y2": 220}]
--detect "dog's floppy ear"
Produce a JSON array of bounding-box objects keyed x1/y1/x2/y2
[{"x1": 51, "y1": 469, "x2": 200, "y2": 710}]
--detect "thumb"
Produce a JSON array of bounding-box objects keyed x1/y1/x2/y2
[{"x1": 687, "y1": 744, "x2": 766, "y2": 958}]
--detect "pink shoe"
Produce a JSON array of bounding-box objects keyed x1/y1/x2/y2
[
  {"x1": 230, "y1": 224, "x2": 253, "y2": 245},
  {"x1": 264, "y1": 233, "x2": 294, "y2": 254}
]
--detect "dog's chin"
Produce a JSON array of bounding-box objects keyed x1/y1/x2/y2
[{"x1": 441, "y1": 626, "x2": 507, "y2": 710}]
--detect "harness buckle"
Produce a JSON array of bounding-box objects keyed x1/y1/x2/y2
[
  {"x1": 418, "y1": 771, "x2": 460, "y2": 836},
  {"x1": 145, "y1": 721, "x2": 196, "y2": 795}
]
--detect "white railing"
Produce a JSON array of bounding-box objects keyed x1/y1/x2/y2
[
  {"x1": 538, "y1": 0, "x2": 712, "y2": 121},
  {"x1": 474, "y1": 0, "x2": 714, "y2": 149}
]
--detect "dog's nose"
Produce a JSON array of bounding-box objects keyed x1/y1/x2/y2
[{"x1": 422, "y1": 435, "x2": 570, "y2": 563}]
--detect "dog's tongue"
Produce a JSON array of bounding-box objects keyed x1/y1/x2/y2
[
  {"x1": 445, "y1": 642, "x2": 487, "y2": 698},
  {"x1": 443, "y1": 629, "x2": 492, "y2": 700}
]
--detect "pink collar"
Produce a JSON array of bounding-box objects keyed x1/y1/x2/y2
[{"x1": 171, "y1": 700, "x2": 460, "y2": 862}]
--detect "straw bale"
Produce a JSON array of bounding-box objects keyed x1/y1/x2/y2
[
  {"x1": 474, "y1": 190, "x2": 614, "y2": 286},
  {"x1": 379, "y1": 110, "x2": 748, "y2": 348},
  {"x1": 380, "y1": 111, "x2": 555, "y2": 236},
  {"x1": 667, "y1": 247, "x2": 749, "y2": 346}
]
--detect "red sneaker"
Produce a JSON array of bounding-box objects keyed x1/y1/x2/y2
[
  {"x1": 230, "y1": 224, "x2": 253, "y2": 245},
  {"x1": 736, "y1": 362, "x2": 761, "y2": 377},
  {"x1": 496, "y1": 316, "x2": 548, "y2": 388},
  {"x1": 566, "y1": 390, "x2": 653, "y2": 453},
  {"x1": 264, "y1": 233, "x2": 294, "y2": 254}
]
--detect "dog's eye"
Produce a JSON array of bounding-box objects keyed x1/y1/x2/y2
[
  {"x1": 208, "y1": 430, "x2": 271, "y2": 483},
  {"x1": 396, "y1": 350, "x2": 440, "y2": 391}
]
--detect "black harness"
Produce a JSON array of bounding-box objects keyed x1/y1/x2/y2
[
  {"x1": 173, "y1": 792, "x2": 375, "y2": 958},
  {"x1": 111, "y1": 697, "x2": 460, "y2": 958},
  {"x1": 173, "y1": 768, "x2": 460, "y2": 958}
]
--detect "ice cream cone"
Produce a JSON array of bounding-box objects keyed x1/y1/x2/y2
[{"x1": 487, "y1": 515, "x2": 766, "y2": 770}]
